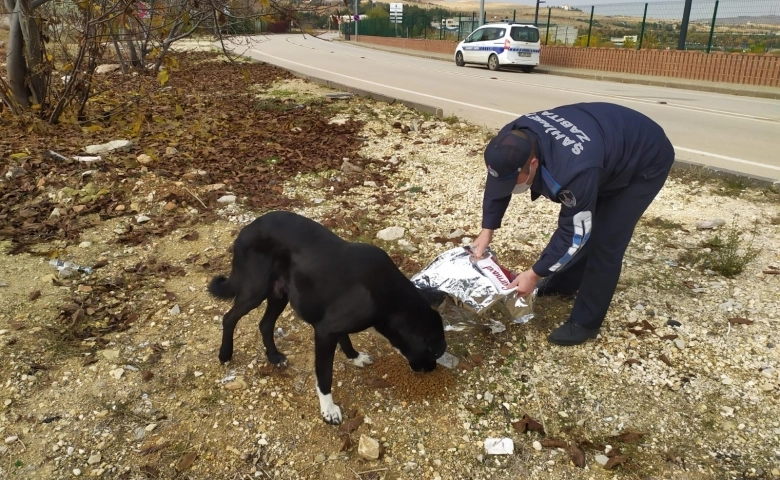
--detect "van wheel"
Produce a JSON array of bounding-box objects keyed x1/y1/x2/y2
[
  {"x1": 487, "y1": 54, "x2": 500, "y2": 71},
  {"x1": 521, "y1": 66, "x2": 535, "y2": 73},
  {"x1": 455, "y1": 51, "x2": 465, "y2": 67}
]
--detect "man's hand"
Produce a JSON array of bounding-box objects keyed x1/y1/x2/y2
[
  {"x1": 471, "y1": 229, "x2": 494, "y2": 258},
  {"x1": 509, "y1": 269, "x2": 541, "y2": 297}
]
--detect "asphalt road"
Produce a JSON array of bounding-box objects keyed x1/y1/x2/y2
[{"x1": 229, "y1": 33, "x2": 780, "y2": 183}]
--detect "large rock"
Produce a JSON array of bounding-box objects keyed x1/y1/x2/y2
[
  {"x1": 84, "y1": 139, "x2": 134, "y2": 155},
  {"x1": 357, "y1": 435, "x2": 380, "y2": 460}
]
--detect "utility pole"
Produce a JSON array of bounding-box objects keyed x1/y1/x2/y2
[
  {"x1": 677, "y1": 0, "x2": 693, "y2": 50},
  {"x1": 355, "y1": 0, "x2": 359, "y2": 41},
  {"x1": 479, "y1": 0, "x2": 485, "y2": 26},
  {"x1": 534, "y1": 0, "x2": 546, "y2": 27}
]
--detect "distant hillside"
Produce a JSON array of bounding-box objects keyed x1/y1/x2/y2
[{"x1": 704, "y1": 14, "x2": 780, "y2": 26}]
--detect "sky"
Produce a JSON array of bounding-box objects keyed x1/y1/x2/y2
[{"x1": 433, "y1": 0, "x2": 779, "y2": 19}]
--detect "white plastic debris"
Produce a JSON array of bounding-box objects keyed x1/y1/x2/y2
[{"x1": 484, "y1": 437, "x2": 514, "y2": 455}]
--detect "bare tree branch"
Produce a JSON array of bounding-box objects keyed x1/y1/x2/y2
[{"x1": 31, "y1": 0, "x2": 54, "y2": 9}]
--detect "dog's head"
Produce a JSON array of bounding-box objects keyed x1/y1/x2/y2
[{"x1": 381, "y1": 306, "x2": 447, "y2": 373}]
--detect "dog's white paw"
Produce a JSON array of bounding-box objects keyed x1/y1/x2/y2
[
  {"x1": 317, "y1": 387, "x2": 342, "y2": 425},
  {"x1": 350, "y1": 352, "x2": 374, "y2": 368}
]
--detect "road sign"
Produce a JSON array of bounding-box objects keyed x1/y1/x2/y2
[{"x1": 390, "y1": 2, "x2": 403, "y2": 24}]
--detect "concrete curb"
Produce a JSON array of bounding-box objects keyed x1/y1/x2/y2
[
  {"x1": 532, "y1": 69, "x2": 780, "y2": 101},
  {"x1": 287, "y1": 72, "x2": 444, "y2": 118}
]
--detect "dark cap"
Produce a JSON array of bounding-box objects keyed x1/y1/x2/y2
[{"x1": 483, "y1": 130, "x2": 534, "y2": 199}]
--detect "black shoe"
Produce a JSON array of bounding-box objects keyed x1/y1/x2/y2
[
  {"x1": 535, "y1": 278, "x2": 577, "y2": 298},
  {"x1": 547, "y1": 319, "x2": 600, "y2": 346}
]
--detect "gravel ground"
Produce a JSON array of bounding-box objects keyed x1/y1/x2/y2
[{"x1": 1, "y1": 75, "x2": 779, "y2": 480}]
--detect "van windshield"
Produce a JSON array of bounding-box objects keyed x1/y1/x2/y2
[{"x1": 510, "y1": 26, "x2": 540, "y2": 43}]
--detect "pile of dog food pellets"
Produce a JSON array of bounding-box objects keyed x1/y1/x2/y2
[{"x1": 365, "y1": 351, "x2": 455, "y2": 403}]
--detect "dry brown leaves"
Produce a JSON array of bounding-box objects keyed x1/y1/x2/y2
[
  {"x1": 511, "y1": 414, "x2": 545, "y2": 434},
  {"x1": 1, "y1": 51, "x2": 373, "y2": 254}
]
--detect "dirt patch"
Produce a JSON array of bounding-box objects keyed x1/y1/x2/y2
[{"x1": 2, "y1": 44, "x2": 780, "y2": 480}]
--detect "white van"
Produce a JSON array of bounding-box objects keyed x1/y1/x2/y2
[{"x1": 454, "y1": 22, "x2": 541, "y2": 73}]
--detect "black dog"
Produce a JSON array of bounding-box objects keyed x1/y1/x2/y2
[{"x1": 208, "y1": 210, "x2": 447, "y2": 424}]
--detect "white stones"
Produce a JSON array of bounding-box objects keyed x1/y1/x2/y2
[
  {"x1": 87, "y1": 453, "x2": 102, "y2": 465},
  {"x1": 137, "y1": 154, "x2": 154, "y2": 166},
  {"x1": 696, "y1": 219, "x2": 726, "y2": 229},
  {"x1": 485, "y1": 438, "x2": 514, "y2": 455},
  {"x1": 84, "y1": 139, "x2": 133, "y2": 155},
  {"x1": 217, "y1": 195, "x2": 237, "y2": 204},
  {"x1": 376, "y1": 226, "x2": 405, "y2": 241}
]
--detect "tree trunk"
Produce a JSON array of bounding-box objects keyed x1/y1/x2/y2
[
  {"x1": 18, "y1": 0, "x2": 46, "y2": 107},
  {"x1": 110, "y1": 29, "x2": 129, "y2": 74},
  {"x1": 5, "y1": 0, "x2": 31, "y2": 108}
]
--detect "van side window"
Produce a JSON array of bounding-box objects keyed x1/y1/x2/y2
[
  {"x1": 511, "y1": 26, "x2": 540, "y2": 42},
  {"x1": 468, "y1": 29, "x2": 485, "y2": 42}
]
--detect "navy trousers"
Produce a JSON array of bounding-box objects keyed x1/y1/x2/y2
[{"x1": 541, "y1": 164, "x2": 674, "y2": 330}]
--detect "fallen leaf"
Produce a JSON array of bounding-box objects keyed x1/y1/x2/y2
[
  {"x1": 176, "y1": 452, "x2": 197, "y2": 472},
  {"x1": 611, "y1": 429, "x2": 647, "y2": 444},
  {"x1": 658, "y1": 354, "x2": 672, "y2": 366},
  {"x1": 604, "y1": 454, "x2": 628, "y2": 469},
  {"x1": 728, "y1": 317, "x2": 753, "y2": 325},
  {"x1": 338, "y1": 415, "x2": 364, "y2": 434},
  {"x1": 660, "y1": 334, "x2": 678, "y2": 340},
  {"x1": 140, "y1": 440, "x2": 171, "y2": 455},
  {"x1": 641, "y1": 320, "x2": 656, "y2": 331},
  {"x1": 457, "y1": 361, "x2": 474, "y2": 371},
  {"x1": 469, "y1": 353, "x2": 484, "y2": 366},
  {"x1": 9, "y1": 321, "x2": 25, "y2": 330},
  {"x1": 365, "y1": 378, "x2": 392, "y2": 389},
  {"x1": 511, "y1": 414, "x2": 545, "y2": 434},
  {"x1": 541, "y1": 439, "x2": 568, "y2": 448},
  {"x1": 567, "y1": 444, "x2": 586, "y2": 468},
  {"x1": 623, "y1": 359, "x2": 642, "y2": 366},
  {"x1": 607, "y1": 447, "x2": 624, "y2": 457},
  {"x1": 467, "y1": 406, "x2": 486, "y2": 416},
  {"x1": 140, "y1": 464, "x2": 159, "y2": 478},
  {"x1": 30, "y1": 363, "x2": 49, "y2": 370},
  {"x1": 141, "y1": 370, "x2": 154, "y2": 382},
  {"x1": 93, "y1": 259, "x2": 108, "y2": 269},
  {"x1": 578, "y1": 439, "x2": 606, "y2": 451},
  {"x1": 182, "y1": 232, "x2": 199, "y2": 241},
  {"x1": 29, "y1": 290, "x2": 41, "y2": 301},
  {"x1": 77, "y1": 285, "x2": 93, "y2": 293},
  {"x1": 165, "y1": 291, "x2": 177, "y2": 302},
  {"x1": 82, "y1": 353, "x2": 98, "y2": 366},
  {"x1": 340, "y1": 434, "x2": 352, "y2": 452}
]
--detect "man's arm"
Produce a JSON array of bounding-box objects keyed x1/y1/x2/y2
[
  {"x1": 481, "y1": 192, "x2": 512, "y2": 230},
  {"x1": 532, "y1": 168, "x2": 600, "y2": 277}
]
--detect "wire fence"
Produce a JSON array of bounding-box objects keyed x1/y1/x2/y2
[{"x1": 338, "y1": 0, "x2": 780, "y2": 53}]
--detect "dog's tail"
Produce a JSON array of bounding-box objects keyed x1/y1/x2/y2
[{"x1": 207, "y1": 275, "x2": 236, "y2": 300}]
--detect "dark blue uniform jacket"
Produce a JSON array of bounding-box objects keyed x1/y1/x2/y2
[{"x1": 482, "y1": 102, "x2": 675, "y2": 278}]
